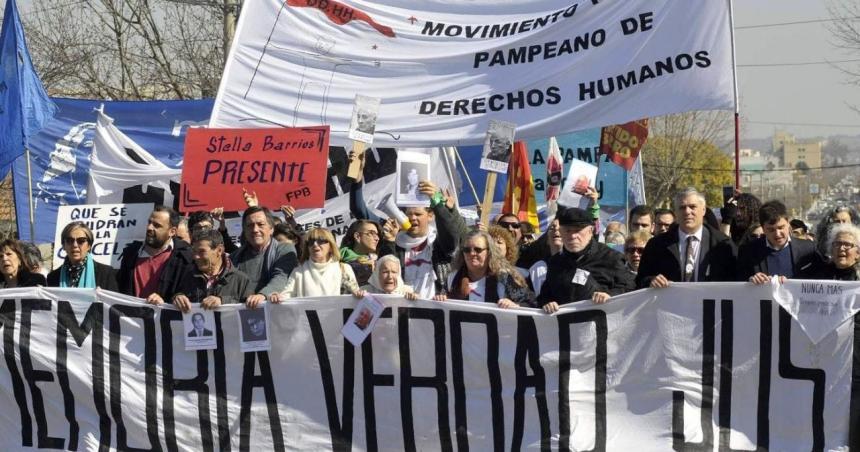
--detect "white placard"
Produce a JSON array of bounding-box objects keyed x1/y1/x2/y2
[
  {"x1": 342, "y1": 294, "x2": 385, "y2": 346},
  {"x1": 479, "y1": 120, "x2": 516, "y2": 174},
  {"x1": 184, "y1": 308, "x2": 217, "y2": 351},
  {"x1": 558, "y1": 159, "x2": 598, "y2": 208},
  {"x1": 52, "y1": 203, "x2": 154, "y2": 269},
  {"x1": 348, "y1": 95, "x2": 381, "y2": 144},
  {"x1": 395, "y1": 151, "x2": 431, "y2": 207}
]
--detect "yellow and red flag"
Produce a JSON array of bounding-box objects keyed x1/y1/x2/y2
[
  {"x1": 503, "y1": 141, "x2": 540, "y2": 232},
  {"x1": 600, "y1": 118, "x2": 649, "y2": 170}
]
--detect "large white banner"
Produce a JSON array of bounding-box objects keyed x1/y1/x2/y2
[
  {"x1": 0, "y1": 282, "x2": 856, "y2": 450},
  {"x1": 210, "y1": 0, "x2": 736, "y2": 147}
]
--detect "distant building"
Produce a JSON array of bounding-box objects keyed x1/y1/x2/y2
[
  {"x1": 772, "y1": 130, "x2": 795, "y2": 153},
  {"x1": 784, "y1": 141, "x2": 822, "y2": 169}
]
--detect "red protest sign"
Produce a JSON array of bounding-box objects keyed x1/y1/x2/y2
[
  {"x1": 599, "y1": 119, "x2": 649, "y2": 171},
  {"x1": 180, "y1": 127, "x2": 330, "y2": 212}
]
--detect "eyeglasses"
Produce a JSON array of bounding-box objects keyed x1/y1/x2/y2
[
  {"x1": 498, "y1": 221, "x2": 520, "y2": 230},
  {"x1": 832, "y1": 241, "x2": 857, "y2": 250},
  {"x1": 359, "y1": 230, "x2": 379, "y2": 237},
  {"x1": 310, "y1": 238, "x2": 330, "y2": 246},
  {"x1": 63, "y1": 237, "x2": 89, "y2": 246},
  {"x1": 462, "y1": 246, "x2": 486, "y2": 254},
  {"x1": 625, "y1": 246, "x2": 645, "y2": 254}
]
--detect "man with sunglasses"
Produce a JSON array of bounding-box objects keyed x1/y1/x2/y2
[
  {"x1": 117, "y1": 206, "x2": 193, "y2": 305},
  {"x1": 495, "y1": 213, "x2": 523, "y2": 243},
  {"x1": 538, "y1": 207, "x2": 634, "y2": 313}
]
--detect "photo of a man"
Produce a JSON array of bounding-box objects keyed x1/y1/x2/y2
[
  {"x1": 353, "y1": 307, "x2": 373, "y2": 331},
  {"x1": 188, "y1": 312, "x2": 213, "y2": 337}
]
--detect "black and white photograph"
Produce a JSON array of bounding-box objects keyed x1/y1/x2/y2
[
  {"x1": 183, "y1": 308, "x2": 217, "y2": 351},
  {"x1": 348, "y1": 95, "x2": 381, "y2": 144},
  {"x1": 238, "y1": 306, "x2": 271, "y2": 352},
  {"x1": 479, "y1": 120, "x2": 516, "y2": 174},
  {"x1": 395, "y1": 151, "x2": 431, "y2": 207}
]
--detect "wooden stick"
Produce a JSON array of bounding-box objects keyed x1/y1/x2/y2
[
  {"x1": 347, "y1": 141, "x2": 367, "y2": 180},
  {"x1": 480, "y1": 172, "x2": 497, "y2": 226}
]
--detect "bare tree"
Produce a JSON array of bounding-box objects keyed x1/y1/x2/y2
[
  {"x1": 828, "y1": 0, "x2": 860, "y2": 112},
  {"x1": 23, "y1": 0, "x2": 227, "y2": 99},
  {"x1": 641, "y1": 110, "x2": 735, "y2": 207}
]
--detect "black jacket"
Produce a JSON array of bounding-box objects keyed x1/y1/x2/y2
[
  {"x1": 47, "y1": 261, "x2": 119, "y2": 291},
  {"x1": 736, "y1": 237, "x2": 819, "y2": 281},
  {"x1": 116, "y1": 239, "x2": 193, "y2": 300},
  {"x1": 636, "y1": 223, "x2": 737, "y2": 289},
  {"x1": 537, "y1": 239, "x2": 634, "y2": 307},
  {"x1": 378, "y1": 202, "x2": 468, "y2": 295},
  {"x1": 0, "y1": 271, "x2": 46, "y2": 288},
  {"x1": 174, "y1": 265, "x2": 252, "y2": 305}
]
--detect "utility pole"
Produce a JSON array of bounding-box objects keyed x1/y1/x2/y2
[
  {"x1": 166, "y1": 0, "x2": 241, "y2": 62},
  {"x1": 222, "y1": 0, "x2": 240, "y2": 61}
]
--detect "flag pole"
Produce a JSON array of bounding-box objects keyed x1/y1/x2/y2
[
  {"x1": 728, "y1": 0, "x2": 741, "y2": 188},
  {"x1": 453, "y1": 147, "x2": 480, "y2": 209},
  {"x1": 25, "y1": 149, "x2": 34, "y2": 240}
]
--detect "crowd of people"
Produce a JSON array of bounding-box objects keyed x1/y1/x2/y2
[{"x1": 4, "y1": 176, "x2": 860, "y2": 315}]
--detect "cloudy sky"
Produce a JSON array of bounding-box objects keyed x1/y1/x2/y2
[{"x1": 735, "y1": 0, "x2": 860, "y2": 139}]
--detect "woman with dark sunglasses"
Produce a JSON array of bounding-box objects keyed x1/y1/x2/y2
[
  {"x1": 272, "y1": 227, "x2": 360, "y2": 300},
  {"x1": 623, "y1": 230, "x2": 651, "y2": 275},
  {"x1": 47, "y1": 222, "x2": 118, "y2": 290},
  {"x1": 436, "y1": 230, "x2": 534, "y2": 308}
]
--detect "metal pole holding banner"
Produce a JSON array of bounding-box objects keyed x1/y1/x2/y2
[
  {"x1": 727, "y1": 0, "x2": 741, "y2": 188},
  {"x1": 453, "y1": 147, "x2": 481, "y2": 210},
  {"x1": 25, "y1": 149, "x2": 35, "y2": 241}
]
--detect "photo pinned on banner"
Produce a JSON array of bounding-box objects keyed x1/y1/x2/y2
[
  {"x1": 348, "y1": 95, "x2": 381, "y2": 145},
  {"x1": 342, "y1": 294, "x2": 386, "y2": 346},
  {"x1": 184, "y1": 308, "x2": 217, "y2": 351},
  {"x1": 238, "y1": 305, "x2": 271, "y2": 352},
  {"x1": 395, "y1": 151, "x2": 431, "y2": 207},
  {"x1": 479, "y1": 120, "x2": 516, "y2": 174},
  {"x1": 558, "y1": 158, "x2": 599, "y2": 209}
]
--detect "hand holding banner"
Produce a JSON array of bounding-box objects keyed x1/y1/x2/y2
[{"x1": 180, "y1": 127, "x2": 330, "y2": 212}]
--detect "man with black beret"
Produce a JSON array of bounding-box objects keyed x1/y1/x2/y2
[{"x1": 538, "y1": 206, "x2": 635, "y2": 313}]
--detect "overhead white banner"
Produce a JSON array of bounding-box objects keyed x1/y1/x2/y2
[
  {"x1": 210, "y1": 0, "x2": 736, "y2": 147},
  {"x1": 0, "y1": 282, "x2": 855, "y2": 450}
]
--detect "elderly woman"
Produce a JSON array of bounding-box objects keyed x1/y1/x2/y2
[
  {"x1": 623, "y1": 230, "x2": 651, "y2": 275},
  {"x1": 272, "y1": 227, "x2": 360, "y2": 300},
  {"x1": 437, "y1": 230, "x2": 534, "y2": 308},
  {"x1": 801, "y1": 223, "x2": 860, "y2": 281},
  {"x1": 359, "y1": 254, "x2": 417, "y2": 300},
  {"x1": 47, "y1": 222, "x2": 118, "y2": 290},
  {"x1": 814, "y1": 205, "x2": 860, "y2": 258},
  {"x1": 0, "y1": 239, "x2": 45, "y2": 288}
]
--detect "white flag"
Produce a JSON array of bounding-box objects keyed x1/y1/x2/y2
[
  {"x1": 86, "y1": 108, "x2": 181, "y2": 207},
  {"x1": 211, "y1": 0, "x2": 735, "y2": 147}
]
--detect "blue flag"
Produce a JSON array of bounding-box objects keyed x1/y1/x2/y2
[{"x1": 0, "y1": 0, "x2": 56, "y2": 178}]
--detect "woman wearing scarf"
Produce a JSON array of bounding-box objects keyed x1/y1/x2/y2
[
  {"x1": 272, "y1": 228, "x2": 360, "y2": 299},
  {"x1": 48, "y1": 222, "x2": 118, "y2": 290},
  {"x1": 437, "y1": 230, "x2": 534, "y2": 308},
  {"x1": 359, "y1": 254, "x2": 417, "y2": 300},
  {"x1": 0, "y1": 239, "x2": 45, "y2": 287}
]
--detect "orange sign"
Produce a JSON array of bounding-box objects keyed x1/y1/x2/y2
[{"x1": 180, "y1": 127, "x2": 330, "y2": 212}]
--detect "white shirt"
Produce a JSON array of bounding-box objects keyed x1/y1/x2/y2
[{"x1": 678, "y1": 227, "x2": 703, "y2": 281}]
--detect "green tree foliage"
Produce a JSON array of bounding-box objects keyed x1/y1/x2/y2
[{"x1": 642, "y1": 137, "x2": 733, "y2": 207}]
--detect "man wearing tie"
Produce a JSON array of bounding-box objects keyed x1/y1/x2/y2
[
  {"x1": 188, "y1": 312, "x2": 213, "y2": 337},
  {"x1": 636, "y1": 188, "x2": 737, "y2": 288}
]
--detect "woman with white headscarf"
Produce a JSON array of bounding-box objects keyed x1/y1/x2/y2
[{"x1": 359, "y1": 254, "x2": 417, "y2": 300}]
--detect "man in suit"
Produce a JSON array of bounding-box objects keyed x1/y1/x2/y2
[
  {"x1": 188, "y1": 312, "x2": 213, "y2": 337},
  {"x1": 636, "y1": 188, "x2": 737, "y2": 288},
  {"x1": 738, "y1": 200, "x2": 819, "y2": 283}
]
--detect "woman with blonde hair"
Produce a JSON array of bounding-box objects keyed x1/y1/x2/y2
[
  {"x1": 47, "y1": 221, "x2": 117, "y2": 290},
  {"x1": 437, "y1": 230, "x2": 534, "y2": 308},
  {"x1": 271, "y1": 228, "x2": 360, "y2": 300}
]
